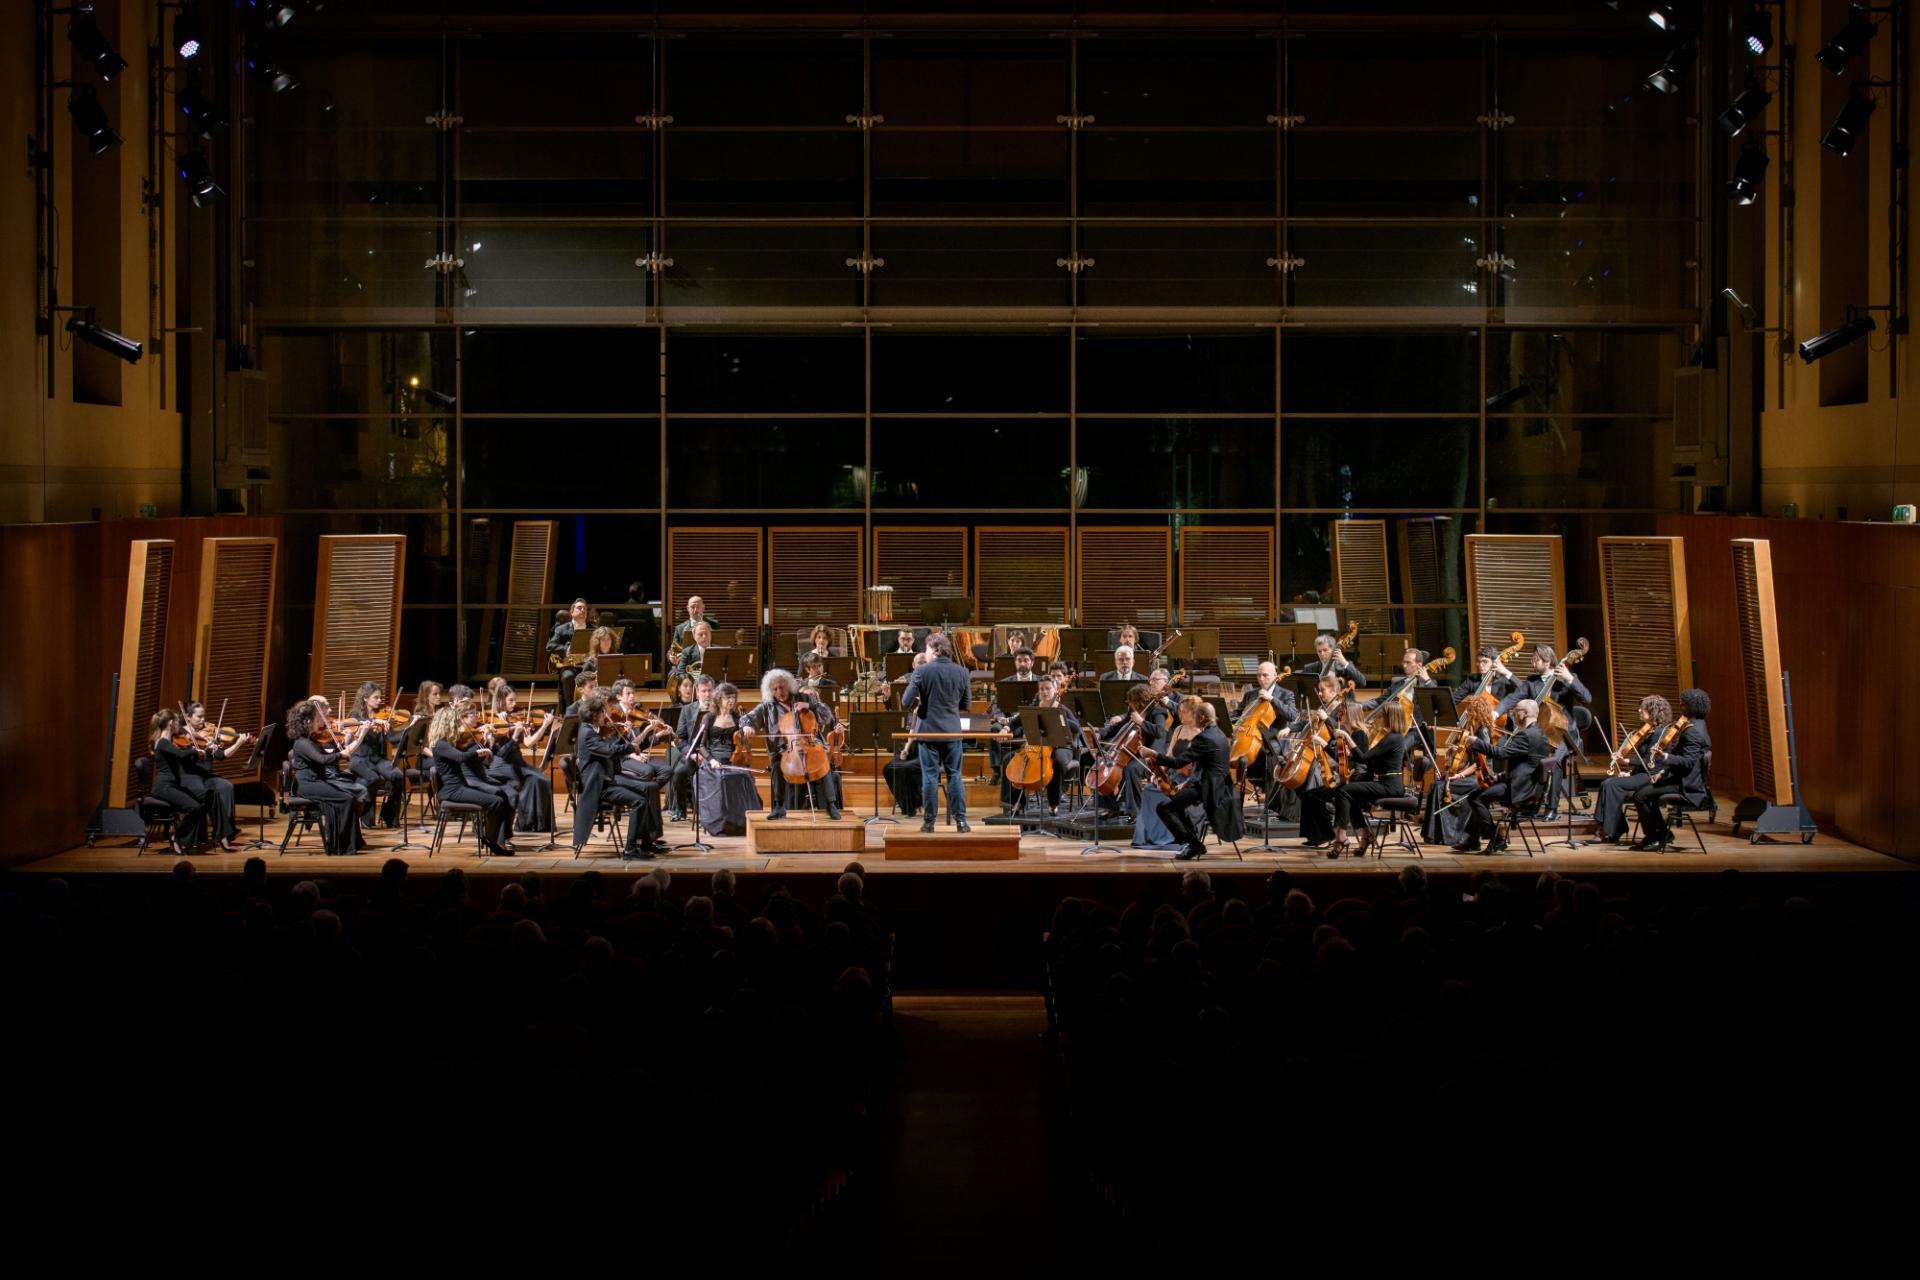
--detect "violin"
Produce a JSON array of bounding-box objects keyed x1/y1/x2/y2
[
  {"x1": 1609, "y1": 722, "x2": 1655, "y2": 776},
  {"x1": 372, "y1": 706, "x2": 412, "y2": 730},
  {"x1": 1329, "y1": 682, "x2": 1358, "y2": 785},
  {"x1": 777, "y1": 701, "x2": 832, "y2": 785},
  {"x1": 1646, "y1": 716, "x2": 1689, "y2": 770}
]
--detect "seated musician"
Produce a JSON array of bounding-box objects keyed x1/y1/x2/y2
[
  {"x1": 1144, "y1": 667, "x2": 1182, "y2": 736},
  {"x1": 1365, "y1": 648, "x2": 1437, "y2": 712},
  {"x1": 1094, "y1": 683, "x2": 1161, "y2": 820},
  {"x1": 1231, "y1": 660, "x2": 1298, "y2": 793},
  {"x1": 884, "y1": 653, "x2": 929, "y2": 816},
  {"x1": 1596, "y1": 694, "x2": 1672, "y2": 843},
  {"x1": 893, "y1": 627, "x2": 919, "y2": 655},
  {"x1": 609, "y1": 678, "x2": 674, "y2": 792},
  {"x1": 579, "y1": 625, "x2": 619, "y2": 678},
  {"x1": 1113, "y1": 623, "x2": 1141, "y2": 652},
  {"x1": 798, "y1": 652, "x2": 838, "y2": 700},
  {"x1": 181, "y1": 700, "x2": 252, "y2": 851},
  {"x1": 739, "y1": 667, "x2": 843, "y2": 821},
  {"x1": 1140, "y1": 698, "x2": 1242, "y2": 862},
  {"x1": 670, "y1": 621, "x2": 712, "y2": 687},
  {"x1": 487, "y1": 683, "x2": 557, "y2": 835},
  {"x1": 1326, "y1": 701, "x2": 1410, "y2": 859},
  {"x1": 1629, "y1": 688, "x2": 1712, "y2": 851},
  {"x1": 1299, "y1": 632, "x2": 1367, "y2": 685},
  {"x1": 572, "y1": 692, "x2": 666, "y2": 860},
  {"x1": 1496, "y1": 644, "x2": 1592, "y2": 821},
  {"x1": 667, "y1": 674, "x2": 719, "y2": 822},
  {"x1": 286, "y1": 700, "x2": 365, "y2": 855},
  {"x1": 1100, "y1": 644, "x2": 1147, "y2": 685},
  {"x1": 347, "y1": 681, "x2": 408, "y2": 828},
  {"x1": 565, "y1": 672, "x2": 599, "y2": 720},
  {"x1": 1001, "y1": 630, "x2": 1030, "y2": 661},
  {"x1": 1008, "y1": 673, "x2": 1081, "y2": 815},
  {"x1": 803, "y1": 624, "x2": 835, "y2": 665},
  {"x1": 1454, "y1": 646, "x2": 1522, "y2": 707},
  {"x1": 546, "y1": 598, "x2": 592, "y2": 708},
  {"x1": 148, "y1": 710, "x2": 206, "y2": 856},
  {"x1": 1288, "y1": 673, "x2": 1349, "y2": 849},
  {"x1": 1424, "y1": 693, "x2": 1496, "y2": 848},
  {"x1": 673, "y1": 595, "x2": 718, "y2": 648},
  {"x1": 989, "y1": 649, "x2": 1039, "y2": 793},
  {"x1": 1457, "y1": 697, "x2": 1550, "y2": 854}
]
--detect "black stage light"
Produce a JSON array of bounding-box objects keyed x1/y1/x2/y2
[
  {"x1": 418, "y1": 386, "x2": 456, "y2": 409},
  {"x1": 66, "y1": 313, "x2": 144, "y2": 364},
  {"x1": 1743, "y1": 8, "x2": 1774, "y2": 56},
  {"x1": 69, "y1": 9, "x2": 128, "y2": 80},
  {"x1": 1718, "y1": 83, "x2": 1772, "y2": 136},
  {"x1": 1797, "y1": 314, "x2": 1874, "y2": 363},
  {"x1": 67, "y1": 88, "x2": 122, "y2": 154},
  {"x1": 251, "y1": 1, "x2": 298, "y2": 29},
  {"x1": 176, "y1": 84, "x2": 228, "y2": 137},
  {"x1": 1486, "y1": 383, "x2": 1536, "y2": 411},
  {"x1": 1645, "y1": 43, "x2": 1692, "y2": 95},
  {"x1": 249, "y1": 55, "x2": 299, "y2": 94},
  {"x1": 1816, "y1": 5, "x2": 1878, "y2": 75},
  {"x1": 1821, "y1": 89, "x2": 1875, "y2": 156},
  {"x1": 1727, "y1": 146, "x2": 1769, "y2": 205},
  {"x1": 1647, "y1": 5, "x2": 1680, "y2": 32},
  {"x1": 175, "y1": 11, "x2": 203, "y2": 60},
  {"x1": 179, "y1": 153, "x2": 222, "y2": 207}
]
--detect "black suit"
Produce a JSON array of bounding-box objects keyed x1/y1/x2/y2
[
  {"x1": 548, "y1": 619, "x2": 585, "y2": 706},
  {"x1": 1301, "y1": 655, "x2": 1366, "y2": 686},
  {"x1": 1156, "y1": 725, "x2": 1242, "y2": 854},
  {"x1": 1632, "y1": 719, "x2": 1711, "y2": 841},
  {"x1": 573, "y1": 721, "x2": 660, "y2": 855},
  {"x1": 431, "y1": 739, "x2": 515, "y2": 850},
  {"x1": 1465, "y1": 723, "x2": 1550, "y2": 843}
]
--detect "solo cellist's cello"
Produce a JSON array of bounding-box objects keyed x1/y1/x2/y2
[{"x1": 777, "y1": 702, "x2": 832, "y2": 786}]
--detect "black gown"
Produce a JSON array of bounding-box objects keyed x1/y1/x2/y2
[
  {"x1": 151, "y1": 739, "x2": 207, "y2": 848},
  {"x1": 181, "y1": 740, "x2": 240, "y2": 843},
  {"x1": 486, "y1": 735, "x2": 555, "y2": 833},
  {"x1": 290, "y1": 737, "x2": 365, "y2": 855},
  {"x1": 349, "y1": 724, "x2": 407, "y2": 827}
]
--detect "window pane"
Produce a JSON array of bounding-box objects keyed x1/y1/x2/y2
[
  {"x1": 459, "y1": 35, "x2": 650, "y2": 128},
  {"x1": 668, "y1": 333, "x2": 863, "y2": 413},
  {"x1": 666, "y1": 131, "x2": 862, "y2": 216},
  {"x1": 873, "y1": 333, "x2": 1068, "y2": 412},
  {"x1": 1501, "y1": 220, "x2": 1693, "y2": 318},
  {"x1": 667, "y1": 420, "x2": 864, "y2": 508},
  {"x1": 662, "y1": 224, "x2": 863, "y2": 309},
  {"x1": 463, "y1": 329, "x2": 654, "y2": 413},
  {"x1": 667, "y1": 39, "x2": 861, "y2": 126},
  {"x1": 263, "y1": 330, "x2": 454, "y2": 415},
  {"x1": 1080, "y1": 130, "x2": 1276, "y2": 215},
  {"x1": 1077, "y1": 418, "x2": 1275, "y2": 508},
  {"x1": 873, "y1": 39, "x2": 1069, "y2": 125},
  {"x1": 1486, "y1": 329, "x2": 1680, "y2": 416},
  {"x1": 1287, "y1": 223, "x2": 1486, "y2": 309},
  {"x1": 267, "y1": 417, "x2": 451, "y2": 511},
  {"x1": 1078, "y1": 224, "x2": 1279, "y2": 308},
  {"x1": 462, "y1": 420, "x2": 660, "y2": 507},
  {"x1": 1282, "y1": 513, "x2": 1476, "y2": 608},
  {"x1": 458, "y1": 133, "x2": 650, "y2": 217},
  {"x1": 874, "y1": 421, "x2": 1068, "y2": 508},
  {"x1": 873, "y1": 130, "x2": 1070, "y2": 216},
  {"x1": 1289, "y1": 36, "x2": 1481, "y2": 128},
  {"x1": 870, "y1": 224, "x2": 1073, "y2": 308},
  {"x1": 462, "y1": 514, "x2": 662, "y2": 606},
  {"x1": 1282, "y1": 332, "x2": 1476, "y2": 413},
  {"x1": 1282, "y1": 420, "x2": 1477, "y2": 509},
  {"x1": 1080, "y1": 38, "x2": 1275, "y2": 127},
  {"x1": 1485, "y1": 417, "x2": 1680, "y2": 510},
  {"x1": 255, "y1": 220, "x2": 442, "y2": 323},
  {"x1": 281, "y1": 513, "x2": 457, "y2": 606},
  {"x1": 1287, "y1": 130, "x2": 1480, "y2": 217},
  {"x1": 1078, "y1": 332, "x2": 1275, "y2": 413},
  {"x1": 454, "y1": 221, "x2": 650, "y2": 311}
]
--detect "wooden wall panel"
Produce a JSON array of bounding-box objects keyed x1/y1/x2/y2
[
  {"x1": 873, "y1": 527, "x2": 969, "y2": 623},
  {"x1": 1730, "y1": 539, "x2": 1794, "y2": 805},
  {"x1": 1398, "y1": 517, "x2": 1448, "y2": 656},
  {"x1": 1598, "y1": 536, "x2": 1692, "y2": 734},
  {"x1": 1332, "y1": 519, "x2": 1393, "y2": 633},
  {"x1": 1178, "y1": 526, "x2": 1272, "y2": 658},
  {"x1": 768, "y1": 527, "x2": 862, "y2": 627},
  {"x1": 193, "y1": 537, "x2": 279, "y2": 782},
  {"x1": 1076, "y1": 527, "x2": 1170, "y2": 630},
  {"x1": 500, "y1": 520, "x2": 556, "y2": 676},
  {"x1": 976, "y1": 526, "x2": 1067, "y2": 625},
  {"x1": 310, "y1": 534, "x2": 405, "y2": 702},
  {"x1": 1465, "y1": 533, "x2": 1566, "y2": 658},
  {"x1": 668, "y1": 527, "x2": 763, "y2": 644},
  {"x1": 110, "y1": 540, "x2": 174, "y2": 806}
]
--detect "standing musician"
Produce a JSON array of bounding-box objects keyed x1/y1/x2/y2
[
  {"x1": 1289, "y1": 673, "x2": 1350, "y2": 849},
  {"x1": 286, "y1": 699, "x2": 365, "y2": 855},
  {"x1": 1141, "y1": 698, "x2": 1242, "y2": 862},
  {"x1": 670, "y1": 621, "x2": 712, "y2": 687},
  {"x1": 181, "y1": 700, "x2": 252, "y2": 851},
  {"x1": 572, "y1": 692, "x2": 667, "y2": 860},
  {"x1": 1629, "y1": 688, "x2": 1712, "y2": 851},
  {"x1": 1101, "y1": 644, "x2": 1147, "y2": 685},
  {"x1": 1455, "y1": 646, "x2": 1522, "y2": 708},
  {"x1": 547, "y1": 598, "x2": 592, "y2": 709},
  {"x1": 740, "y1": 667, "x2": 845, "y2": 821},
  {"x1": 1300, "y1": 632, "x2": 1367, "y2": 685},
  {"x1": 486, "y1": 685, "x2": 557, "y2": 835},
  {"x1": 674, "y1": 595, "x2": 718, "y2": 647},
  {"x1": 897, "y1": 633, "x2": 973, "y2": 832},
  {"x1": 1595, "y1": 694, "x2": 1672, "y2": 843},
  {"x1": 1327, "y1": 701, "x2": 1410, "y2": 859},
  {"x1": 1457, "y1": 698, "x2": 1550, "y2": 855},
  {"x1": 148, "y1": 710, "x2": 206, "y2": 855},
  {"x1": 428, "y1": 701, "x2": 517, "y2": 856},
  {"x1": 347, "y1": 681, "x2": 408, "y2": 828},
  {"x1": 1496, "y1": 644, "x2": 1593, "y2": 821}
]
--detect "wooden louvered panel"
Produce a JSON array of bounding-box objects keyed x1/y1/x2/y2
[
  {"x1": 976, "y1": 526, "x2": 1068, "y2": 625},
  {"x1": 1332, "y1": 519, "x2": 1392, "y2": 633},
  {"x1": 1599, "y1": 537, "x2": 1692, "y2": 734},
  {"x1": 500, "y1": 521, "x2": 556, "y2": 675},
  {"x1": 769, "y1": 527, "x2": 862, "y2": 627},
  {"x1": 873, "y1": 527, "x2": 969, "y2": 622},
  {"x1": 1077, "y1": 527, "x2": 1170, "y2": 629},
  {"x1": 669, "y1": 527, "x2": 763, "y2": 644},
  {"x1": 1465, "y1": 534, "x2": 1566, "y2": 658},
  {"x1": 1731, "y1": 538, "x2": 1793, "y2": 804},
  {"x1": 193, "y1": 537, "x2": 278, "y2": 782},
  {"x1": 111, "y1": 540, "x2": 174, "y2": 806},
  {"x1": 1397, "y1": 517, "x2": 1447, "y2": 656},
  {"x1": 1178, "y1": 527, "x2": 1272, "y2": 656},
  {"x1": 311, "y1": 535, "x2": 406, "y2": 702}
]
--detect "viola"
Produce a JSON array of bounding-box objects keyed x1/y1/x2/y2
[
  {"x1": 777, "y1": 702, "x2": 832, "y2": 785},
  {"x1": 1646, "y1": 716, "x2": 1689, "y2": 769},
  {"x1": 1610, "y1": 722, "x2": 1655, "y2": 776}
]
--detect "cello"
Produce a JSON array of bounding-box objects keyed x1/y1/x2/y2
[
  {"x1": 1229, "y1": 664, "x2": 1292, "y2": 773},
  {"x1": 776, "y1": 701, "x2": 833, "y2": 786}
]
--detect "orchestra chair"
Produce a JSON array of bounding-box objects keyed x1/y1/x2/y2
[
  {"x1": 1487, "y1": 795, "x2": 1543, "y2": 857},
  {"x1": 276, "y1": 759, "x2": 324, "y2": 855},
  {"x1": 557, "y1": 754, "x2": 630, "y2": 857},
  {"x1": 426, "y1": 773, "x2": 486, "y2": 857},
  {"x1": 131, "y1": 756, "x2": 178, "y2": 856},
  {"x1": 1632, "y1": 750, "x2": 1716, "y2": 854},
  {"x1": 1363, "y1": 794, "x2": 1424, "y2": 859}
]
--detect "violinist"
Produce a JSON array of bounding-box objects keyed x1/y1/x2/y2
[
  {"x1": 347, "y1": 681, "x2": 408, "y2": 828},
  {"x1": 1629, "y1": 688, "x2": 1712, "y2": 851},
  {"x1": 1497, "y1": 644, "x2": 1592, "y2": 821},
  {"x1": 547, "y1": 597, "x2": 592, "y2": 707},
  {"x1": 610, "y1": 678, "x2": 675, "y2": 793},
  {"x1": 670, "y1": 621, "x2": 712, "y2": 687},
  {"x1": 428, "y1": 702, "x2": 516, "y2": 855},
  {"x1": 897, "y1": 634, "x2": 971, "y2": 831},
  {"x1": 1300, "y1": 632, "x2": 1366, "y2": 685},
  {"x1": 740, "y1": 667, "x2": 844, "y2": 821},
  {"x1": 181, "y1": 700, "x2": 251, "y2": 851},
  {"x1": 148, "y1": 710, "x2": 206, "y2": 855},
  {"x1": 306, "y1": 694, "x2": 375, "y2": 811},
  {"x1": 1141, "y1": 698, "x2": 1241, "y2": 862},
  {"x1": 1456, "y1": 698, "x2": 1550, "y2": 855},
  {"x1": 486, "y1": 685, "x2": 557, "y2": 835},
  {"x1": 798, "y1": 652, "x2": 838, "y2": 700},
  {"x1": 565, "y1": 673, "x2": 599, "y2": 720},
  {"x1": 286, "y1": 699, "x2": 365, "y2": 855},
  {"x1": 572, "y1": 692, "x2": 666, "y2": 860},
  {"x1": 1327, "y1": 701, "x2": 1410, "y2": 859},
  {"x1": 1100, "y1": 645, "x2": 1147, "y2": 685},
  {"x1": 1594, "y1": 695, "x2": 1671, "y2": 843}
]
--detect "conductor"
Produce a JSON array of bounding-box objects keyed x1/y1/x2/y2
[{"x1": 900, "y1": 632, "x2": 974, "y2": 833}]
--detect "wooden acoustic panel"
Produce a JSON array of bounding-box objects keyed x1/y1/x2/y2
[
  {"x1": 1397, "y1": 517, "x2": 1448, "y2": 657},
  {"x1": 311, "y1": 534, "x2": 406, "y2": 703},
  {"x1": 1178, "y1": 526, "x2": 1272, "y2": 657},
  {"x1": 769, "y1": 527, "x2": 862, "y2": 627},
  {"x1": 1332, "y1": 519, "x2": 1392, "y2": 633},
  {"x1": 500, "y1": 520, "x2": 556, "y2": 676},
  {"x1": 1465, "y1": 533, "x2": 1566, "y2": 658},
  {"x1": 872, "y1": 527, "x2": 969, "y2": 623},
  {"x1": 111, "y1": 539, "x2": 174, "y2": 806},
  {"x1": 193, "y1": 537, "x2": 278, "y2": 781},
  {"x1": 976, "y1": 526, "x2": 1067, "y2": 625},
  {"x1": 1731, "y1": 538, "x2": 1793, "y2": 805},
  {"x1": 1077, "y1": 527, "x2": 1170, "y2": 629},
  {"x1": 1598, "y1": 536, "x2": 1691, "y2": 734},
  {"x1": 669, "y1": 527, "x2": 763, "y2": 644}
]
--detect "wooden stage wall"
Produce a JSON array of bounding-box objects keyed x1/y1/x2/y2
[
  {"x1": 0, "y1": 515, "x2": 283, "y2": 868},
  {"x1": 1659, "y1": 514, "x2": 1919, "y2": 861}
]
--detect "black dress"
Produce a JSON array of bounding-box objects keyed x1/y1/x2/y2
[
  {"x1": 486, "y1": 735, "x2": 555, "y2": 833},
  {"x1": 1334, "y1": 731, "x2": 1407, "y2": 830},
  {"x1": 151, "y1": 739, "x2": 206, "y2": 848},
  {"x1": 691, "y1": 718, "x2": 760, "y2": 835},
  {"x1": 290, "y1": 737, "x2": 365, "y2": 855},
  {"x1": 431, "y1": 738, "x2": 515, "y2": 849},
  {"x1": 181, "y1": 741, "x2": 240, "y2": 843}
]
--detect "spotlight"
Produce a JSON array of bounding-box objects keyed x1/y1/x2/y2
[
  {"x1": 176, "y1": 84, "x2": 228, "y2": 137},
  {"x1": 1647, "y1": 5, "x2": 1680, "y2": 32},
  {"x1": 65, "y1": 313, "x2": 143, "y2": 364},
  {"x1": 66, "y1": 88, "x2": 122, "y2": 154},
  {"x1": 1743, "y1": 8, "x2": 1774, "y2": 56},
  {"x1": 68, "y1": 9, "x2": 127, "y2": 81},
  {"x1": 1717, "y1": 83, "x2": 1772, "y2": 136},
  {"x1": 1486, "y1": 383, "x2": 1536, "y2": 411},
  {"x1": 174, "y1": 11, "x2": 203, "y2": 60},
  {"x1": 1645, "y1": 43, "x2": 1692, "y2": 95},
  {"x1": 1726, "y1": 146, "x2": 1769, "y2": 205},
  {"x1": 1720, "y1": 287, "x2": 1756, "y2": 323},
  {"x1": 1797, "y1": 313, "x2": 1874, "y2": 363},
  {"x1": 1816, "y1": 5, "x2": 1878, "y2": 75},
  {"x1": 1821, "y1": 89, "x2": 1875, "y2": 157},
  {"x1": 178, "y1": 153, "x2": 222, "y2": 207},
  {"x1": 249, "y1": 56, "x2": 299, "y2": 94},
  {"x1": 251, "y1": 1, "x2": 298, "y2": 28},
  {"x1": 418, "y1": 386, "x2": 456, "y2": 409}
]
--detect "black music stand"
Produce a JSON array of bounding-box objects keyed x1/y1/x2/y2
[
  {"x1": 920, "y1": 596, "x2": 973, "y2": 627},
  {"x1": 242, "y1": 723, "x2": 279, "y2": 850},
  {"x1": 846, "y1": 711, "x2": 903, "y2": 826},
  {"x1": 884, "y1": 651, "x2": 916, "y2": 682},
  {"x1": 1064, "y1": 689, "x2": 1106, "y2": 737}
]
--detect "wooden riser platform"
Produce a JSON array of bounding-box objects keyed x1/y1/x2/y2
[
  {"x1": 747, "y1": 815, "x2": 867, "y2": 854},
  {"x1": 883, "y1": 829, "x2": 1022, "y2": 861}
]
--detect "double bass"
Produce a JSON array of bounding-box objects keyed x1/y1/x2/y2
[
  {"x1": 1534, "y1": 637, "x2": 1591, "y2": 748},
  {"x1": 1462, "y1": 631, "x2": 1526, "y2": 733}
]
